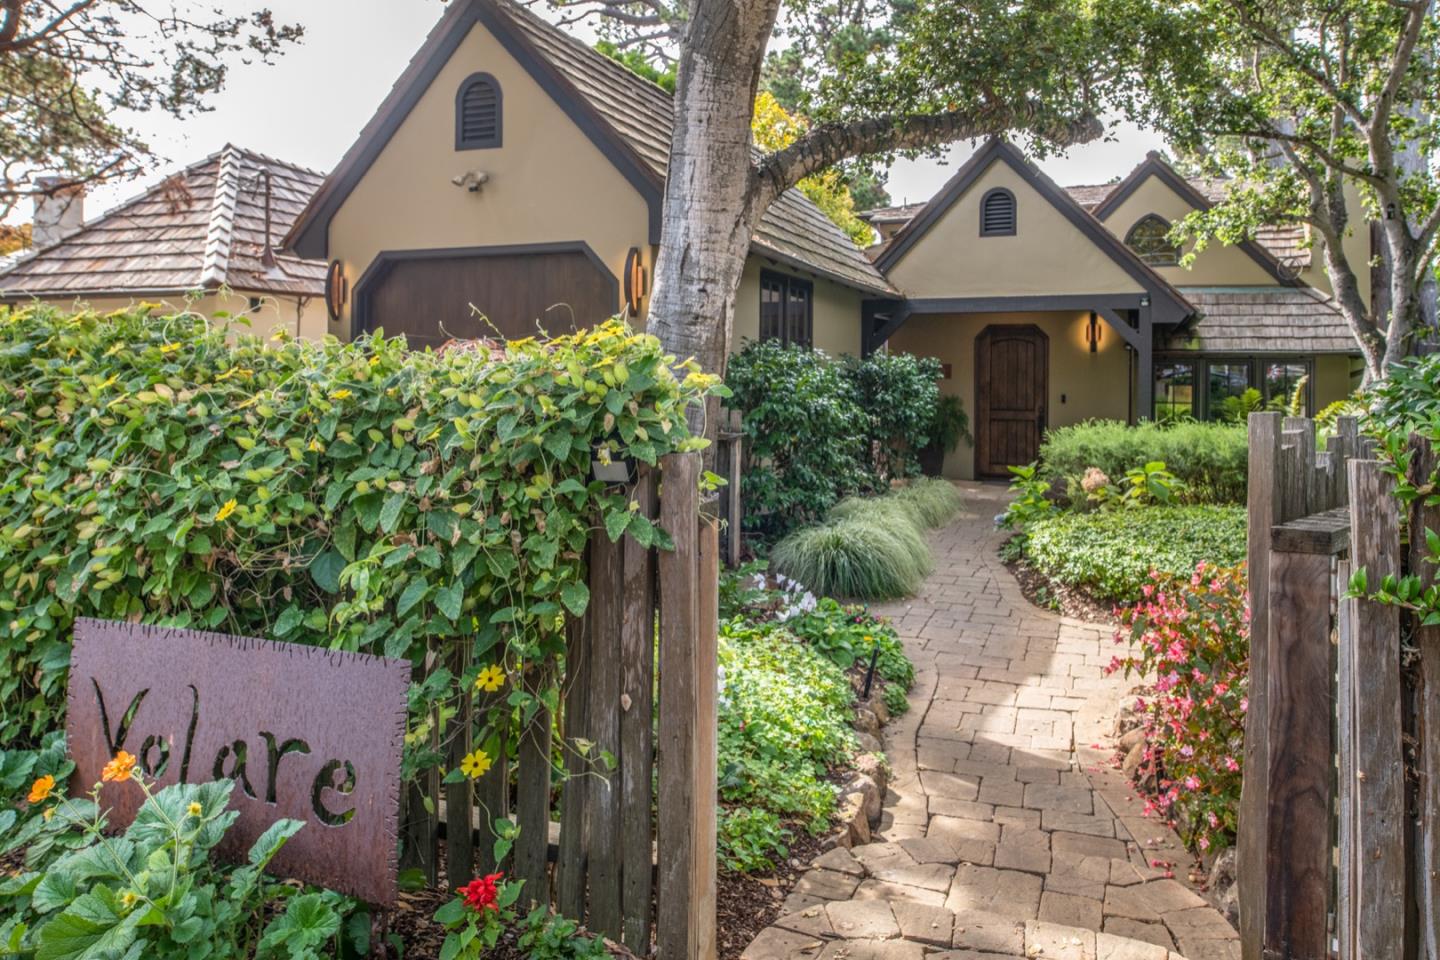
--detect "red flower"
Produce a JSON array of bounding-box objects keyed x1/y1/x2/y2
[{"x1": 459, "y1": 872, "x2": 504, "y2": 913}]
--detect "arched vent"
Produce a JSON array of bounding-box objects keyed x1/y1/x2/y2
[
  {"x1": 980, "y1": 188, "x2": 1016, "y2": 236},
  {"x1": 456, "y1": 74, "x2": 502, "y2": 149}
]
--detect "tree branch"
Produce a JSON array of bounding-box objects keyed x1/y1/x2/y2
[
  {"x1": 0, "y1": 0, "x2": 97, "y2": 54},
  {"x1": 751, "y1": 103, "x2": 1103, "y2": 209}
]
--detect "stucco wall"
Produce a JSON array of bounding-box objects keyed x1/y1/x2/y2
[
  {"x1": 732, "y1": 258, "x2": 863, "y2": 358},
  {"x1": 1097, "y1": 175, "x2": 1277, "y2": 287},
  {"x1": 885, "y1": 160, "x2": 1145, "y2": 299},
  {"x1": 1314, "y1": 353, "x2": 1360, "y2": 408},
  {"x1": 888, "y1": 310, "x2": 1133, "y2": 480},
  {"x1": 325, "y1": 20, "x2": 652, "y2": 338}
]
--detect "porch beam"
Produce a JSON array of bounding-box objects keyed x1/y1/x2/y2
[
  {"x1": 1135, "y1": 301, "x2": 1154, "y2": 420},
  {"x1": 1095, "y1": 306, "x2": 1142, "y2": 351}
]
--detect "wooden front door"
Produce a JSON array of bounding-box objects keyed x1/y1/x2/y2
[{"x1": 975, "y1": 325, "x2": 1048, "y2": 478}]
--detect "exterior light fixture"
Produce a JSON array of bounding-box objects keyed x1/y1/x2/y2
[
  {"x1": 1086, "y1": 311, "x2": 1101, "y2": 353},
  {"x1": 623, "y1": 247, "x2": 647, "y2": 314},
  {"x1": 591, "y1": 442, "x2": 634, "y2": 485},
  {"x1": 324, "y1": 260, "x2": 348, "y2": 322}
]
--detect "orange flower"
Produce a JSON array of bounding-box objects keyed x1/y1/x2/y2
[
  {"x1": 102, "y1": 751, "x2": 137, "y2": 783},
  {"x1": 27, "y1": 775, "x2": 54, "y2": 804}
]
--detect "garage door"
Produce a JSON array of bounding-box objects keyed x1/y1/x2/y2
[{"x1": 356, "y1": 248, "x2": 617, "y2": 350}]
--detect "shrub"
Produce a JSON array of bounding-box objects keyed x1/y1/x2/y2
[
  {"x1": 1038, "y1": 420, "x2": 1247, "y2": 504},
  {"x1": 0, "y1": 306, "x2": 714, "y2": 752},
  {"x1": 770, "y1": 515, "x2": 931, "y2": 600},
  {"x1": 717, "y1": 807, "x2": 792, "y2": 873},
  {"x1": 1022, "y1": 506, "x2": 1247, "y2": 602},
  {"x1": 1110, "y1": 563, "x2": 1248, "y2": 853},
  {"x1": 843, "y1": 351, "x2": 943, "y2": 483}
]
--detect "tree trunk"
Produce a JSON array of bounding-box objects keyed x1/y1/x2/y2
[{"x1": 646, "y1": 0, "x2": 782, "y2": 386}]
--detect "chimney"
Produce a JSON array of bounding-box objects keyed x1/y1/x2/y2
[{"x1": 33, "y1": 177, "x2": 85, "y2": 247}]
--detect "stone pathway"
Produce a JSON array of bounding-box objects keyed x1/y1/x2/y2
[{"x1": 742, "y1": 485, "x2": 1239, "y2": 960}]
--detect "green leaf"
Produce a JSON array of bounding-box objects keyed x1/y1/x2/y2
[
  {"x1": 435, "y1": 581, "x2": 464, "y2": 622},
  {"x1": 36, "y1": 888, "x2": 140, "y2": 960},
  {"x1": 397, "y1": 576, "x2": 430, "y2": 617},
  {"x1": 604, "y1": 509, "x2": 630, "y2": 542},
  {"x1": 561, "y1": 580, "x2": 590, "y2": 617},
  {"x1": 380, "y1": 493, "x2": 406, "y2": 535},
  {"x1": 310, "y1": 549, "x2": 346, "y2": 594},
  {"x1": 248, "y1": 818, "x2": 305, "y2": 868},
  {"x1": 272, "y1": 605, "x2": 303, "y2": 638}
]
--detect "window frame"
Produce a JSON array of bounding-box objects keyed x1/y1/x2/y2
[
  {"x1": 979, "y1": 187, "x2": 1017, "y2": 237},
  {"x1": 1125, "y1": 214, "x2": 1181, "y2": 267},
  {"x1": 758, "y1": 269, "x2": 814, "y2": 348},
  {"x1": 455, "y1": 72, "x2": 503, "y2": 151},
  {"x1": 1152, "y1": 355, "x2": 1315, "y2": 420}
]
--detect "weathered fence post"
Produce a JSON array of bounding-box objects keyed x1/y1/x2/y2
[
  {"x1": 620, "y1": 466, "x2": 658, "y2": 948},
  {"x1": 1407, "y1": 437, "x2": 1440, "y2": 958},
  {"x1": 514, "y1": 661, "x2": 554, "y2": 907},
  {"x1": 657, "y1": 452, "x2": 719, "y2": 960},
  {"x1": 557, "y1": 613, "x2": 591, "y2": 919},
  {"x1": 1340, "y1": 460, "x2": 1406, "y2": 960},
  {"x1": 1240, "y1": 411, "x2": 1282, "y2": 958},
  {"x1": 586, "y1": 528, "x2": 625, "y2": 939},
  {"x1": 445, "y1": 644, "x2": 475, "y2": 888}
]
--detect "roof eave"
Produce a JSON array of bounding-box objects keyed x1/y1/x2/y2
[{"x1": 749, "y1": 241, "x2": 896, "y2": 297}]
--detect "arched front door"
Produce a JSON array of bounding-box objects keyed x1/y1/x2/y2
[{"x1": 975, "y1": 324, "x2": 1049, "y2": 478}]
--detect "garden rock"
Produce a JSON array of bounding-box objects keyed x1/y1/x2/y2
[
  {"x1": 854, "y1": 707, "x2": 882, "y2": 739},
  {"x1": 855, "y1": 731, "x2": 883, "y2": 754},
  {"x1": 841, "y1": 772, "x2": 883, "y2": 824},
  {"x1": 1205, "y1": 847, "x2": 1240, "y2": 928},
  {"x1": 1121, "y1": 741, "x2": 1146, "y2": 779},
  {"x1": 865, "y1": 696, "x2": 891, "y2": 725},
  {"x1": 1118, "y1": 727, "x2": 1145, "y2": 751},
  {"x1": 854, "y1": 753, "x2": 890, "y2": 800},
  {"x1": 837, "y1": 793, "x2": 872, "y2": 847}
]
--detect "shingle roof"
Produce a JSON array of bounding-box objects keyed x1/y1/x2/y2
[
  {"x1": 0, "y1": 146, "x2": 326, "y2": 300},
  {"x1": 1165, "y1": 286, "x2": 1356, "y2": 353}
]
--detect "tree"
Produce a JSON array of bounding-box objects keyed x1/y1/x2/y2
[
  {"x1": 1124, "y1": 0, "x2": 1440, "y2": 383},
  {"x1": 0, "y1": 1, "x2": 303, "y2": 218},
  {"x1": 556, "y1": 0, "x2": 1121, "y2": 386},
  {"x1": 751, "y1": 91, "x2": 873, "y2": 245}
]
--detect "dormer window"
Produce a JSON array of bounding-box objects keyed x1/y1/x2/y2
[
  {"x1": 456, "y1": 73, "x2": 502, "y2": 149},
  {"x1": 980, "y1": 188, "x2": 1016, "y2": 236},
  {"x1": 1126, "y1": 214, "x2": 1180, "y2": 266}
]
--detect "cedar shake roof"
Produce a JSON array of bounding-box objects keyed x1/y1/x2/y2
[
  {"x1": 1166, "y1": 286, "x2": 1355, "y2": 353},
  {"x1": 0, "y1": 146, "x2": 326, "y2": 300}
]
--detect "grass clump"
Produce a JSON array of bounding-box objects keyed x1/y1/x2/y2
[
  {"x1": 770, "y1": 515, "x2": 931, "y2": 600},
  {"x1": 1039, "y1": 420, "x2": 1247, "y2": 504},
  {"x1": 890, "y1": 477, "x2": 965, "y2": 527}
]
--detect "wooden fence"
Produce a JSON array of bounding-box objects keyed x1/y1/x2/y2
[
  {"x1": 400, "y1": 450, "x2": 719, "y2": 959},
  {"x1": 1240, "y1": 412, "x2": 1439, "y2": 959}
]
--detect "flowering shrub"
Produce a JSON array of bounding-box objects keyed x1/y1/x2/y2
[
  {"x1": 1109, "y1": 563, "x2": 1249, "y2": 853},
  {"x1": 434, "y1": 870, "x2": 523, "y2": 958}
]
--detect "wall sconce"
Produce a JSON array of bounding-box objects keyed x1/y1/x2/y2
[
  {"x1": 324, "y1": 260, "x2": 348, "y2": 322},
  {"x1": 1086, "y1": 310, "x2": 1101, "y2": 353},
  {"x1": 623, "y1": 247, "x2": 647, "y2": 314}
]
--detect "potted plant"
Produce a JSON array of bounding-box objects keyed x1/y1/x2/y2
[{"x1": 918, "y1": 394, "x2": 971, "y2": 477}]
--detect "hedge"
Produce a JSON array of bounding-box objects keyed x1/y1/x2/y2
[
  {"x1": 0, "y1": 305, "x2": 715, "y2": 747},
  {"x1": 1038, "y1": 419, "x2": 1248, "y2": 505}
]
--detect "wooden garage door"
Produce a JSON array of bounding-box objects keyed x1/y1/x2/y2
[
  {"x1": 976, "y1": 325, "x2": 1049, "y2": 478},
  {"x1": 357, "y1": 248, "x2": 616, "y2": 350}
]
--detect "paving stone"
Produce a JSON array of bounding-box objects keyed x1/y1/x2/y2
[
  {"x1": 741, "y1": 925, "x2": 827, "y2": 960},
  {"x1": 950, "y1": 910, "x2": 1025, "y2": 954},
  {"x1": 977, "y1": 780, "x2": 1027, "y2": 807},
  {"x1": 945, "y1": 865, "x2": 1042, "y2": 919},
  {"x1": 1052, "y1": 832, "x2": 1128, "y2": 861},
  {"x1": 852, "y1": 878, "x2": 947, "y2": 907},
  {"x1": 994, "y1": 838, "x2": 1051, "y2": 874},
  {"x1": 1016, "y1": 766, "x2": 1062, "y2": 784},
  {"x1": 812, "y1": 847, "x2": 867, "y2": 877},
  {"x1": 1163, "y1": 906, "x2": 1237, "y2": 940},
  {"x1": 919, "y1": 770, "x2": 982, "y2": 800},
  {"x1": 928, "y1": 796, "x2": 996, "y2": 821},
  {"x1": 782, "y1": 893, "x2": 830, "y2": 916},
  {"x1": 890, "y1": 901, "x2": 954, "y2": 946},
  {"x1": 926, "y1": 814, "x2": 1001, "y2": 844},
  {"x1": 928, "y1": 951, "x2": 1024, "y2": 960},
  {"x1": 775, "y1": 905, "x2": 836, "y2": 938},
  {"x1": 1025, "y1": 783, "x2": 1096, "y2": 814},
  {"x1": 1095, "y1": 930, "x2": 1172, "y2": 960},
  {"x1": 1102, "y1": 918, "x2": 1176, "y2": 951},
  {"x1": 815, "y1": 938, "x2": 926, "y2": 960},
  {"x1": 898, "y1": 835, "x2": 965, "y2": 865},
  {"x1": 1039, "y1": 891, "x2": 1104, "y2": 930},
  {"x1": 1042, "y1": 810, "x2": 1118, "y2": 837},
  {"x1": 793, "y1": 868, "x2": 862, "y2": 902},
  {"x1": 1173, "y1": 938, "x2": 1241, "y2": 960},
  {"x1": 824, "y1": 899, "x2": 899, "y2": 940},
  {"x1": 1025, "y1": 920, "x2": 1096, "y2": 960},
  {"x1": 992, "y1": 805, "x2": 1042, "y2": 828}
]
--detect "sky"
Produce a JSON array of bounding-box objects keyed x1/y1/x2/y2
[{"x1": 65, "y1": 0, "x2": 1168, "y2": 222}]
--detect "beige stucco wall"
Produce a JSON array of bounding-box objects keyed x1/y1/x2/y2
[
  {"x1": 1313, "y1": 353, "x2": 1360, "y2": 408},
  {"x1": 732, "y1": 258, "x2": 863, "y2": 357},
  {"x1": 885, "y1": 160, "x2": 1145, "y2": 299},
  {"x1": 1097, "y1": 175, "x2": 1277, "y2": 286},
  {"x1": 1299, "y1": 183, "x2": 1373, "y2": 309},
  {"x1": 3, "y1": 290, "x2": 323, "y2": 340},
  {"x1": 888, "y1": 310, "x2": 1133, "y2": 480},
  {"x1": 325, "y1": 20, "x2": 653, "y2": 337}
]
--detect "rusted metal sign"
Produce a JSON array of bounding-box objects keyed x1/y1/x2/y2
[{"x1": 67, "y1": 618, "x2": 409, "y2": 905}]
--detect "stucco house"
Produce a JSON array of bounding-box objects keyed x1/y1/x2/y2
[
  {"x1": 0, "y1": 146, "x2": 330, "y2": 339},
  {"x1": 1, "y1": 0, "x2": 1368, "y2": 481}
]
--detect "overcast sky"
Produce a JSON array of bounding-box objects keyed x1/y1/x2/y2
[{"x1": 66, "y1": 0, "x2": 1167, "y2": 221}]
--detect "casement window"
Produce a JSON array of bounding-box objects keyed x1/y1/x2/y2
[
  {"x1": 979, "y1": 188, "x2": 1017, "y2": 236},
  {"x1": 456, "y1": 73, "x2": 502, "y2": 149},
  {"x1": 759, "y1": 270, "x2": 813, "y2": 348},
  {"x1": 1152, "y1": 357, "x2": 1314, "y2": 420},
  {"x1": 1125, "y1": 214, "x2": 1180, "y2": 267}
]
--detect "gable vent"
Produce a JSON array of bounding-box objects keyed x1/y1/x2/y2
[
  {"x1": 456, "y1": 74, "x2": 502, "y2": 149},
  {"x1": 980, "y1": 188, "x2": 1016, "y2": 236}
]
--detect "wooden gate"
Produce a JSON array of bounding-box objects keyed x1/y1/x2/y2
[
  {"x1": 402, "y1": 451, "x2": 718, "y2": 959},
  {"x1": 1240, "y1": 412, "x2": 1439, "y2": 959}
]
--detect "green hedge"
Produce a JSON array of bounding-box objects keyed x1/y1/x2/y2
[
  {"x1": 1023, "y1": 505, "x2": 1247, "y2": 602},
  {"x1": 0, "y1": 306, "x2": 714, "y2": 746},
  {"x1": 1039, "y1": 420, "x2": 1247, "y2": 505}
]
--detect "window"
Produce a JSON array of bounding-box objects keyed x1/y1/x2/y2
[
  {"x1": 1154, "y1": 361, "x2": 1197, "y2": 422},
  {"x1": 456, "y1": 73, "x2": 502, "y2": 149},
  {"x1": 1206, "y1": 361, "x2": 1255, "y2": 421},
  {"x1": 759, "y1": 270, "x2": 813, "y2": 347},
  {"x1": 1263, "y1": 360, "x2": 1312, "y2": 414},
  {"x1": 1125, "y1": 214, "x2": 1180, "y2": 266},
  {"x1": 980, "y1": 188, "x2": 1017, "y2": 236}
]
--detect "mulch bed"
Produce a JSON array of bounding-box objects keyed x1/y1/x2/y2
[
  {"x1": 1004, "y1": 553, "x2": 1120, "y2": 626},
  {"x1": 717, "y1": 826, "x2": 828, "y2": 960}
]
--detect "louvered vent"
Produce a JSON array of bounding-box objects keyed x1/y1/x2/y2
[
  {"x1": 981, "y1": 189, "x2": 1016, "y2": 235},
  {"x1": 456, "y1": 75, "x2": 501, "y2": 149}
]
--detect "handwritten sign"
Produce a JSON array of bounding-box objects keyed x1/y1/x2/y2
[{"x1": 67, "y1": 619, "x2": 409, "y2": 905}]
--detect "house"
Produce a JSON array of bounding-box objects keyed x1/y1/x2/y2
[
  {"x1": 0, "y1": 147, "x2": 330, "y2": 339},
  {"x1": 3, "y1": 0, "x2": 1368, "y2": 482}
]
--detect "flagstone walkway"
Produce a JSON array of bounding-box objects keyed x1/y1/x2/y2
[{"x1": 741, "y1": 484, "x2": 1239, "y2": 960}]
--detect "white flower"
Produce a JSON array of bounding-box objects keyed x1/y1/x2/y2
[{"x1": 751, "y1": 574, "x2": 767, "y2": 590}]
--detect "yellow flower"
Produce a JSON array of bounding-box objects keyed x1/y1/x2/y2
[
  {"x1": 187, "y1": 802, "x2": 203, "y2": 818},
  {"x1": 460, "y1": 749, "x2": 493, "y2": 780},
  {"x1": 27, "y1": 775, "x2": 54, "y2": 804},
  {"x1": 214, "y1": 499, "x2": 237, "y2": 523},
  {"x1": 42, "y1": 807, "x2": 54, "y2": 821},
  {"x1": 160, "y1": 342, "x2": 181, "y2": 354},
  {"x1": 102, "y1": 751, "x2": 137, "y2": 783},
  {"x1": 474, "y1": 664, "x2": 506, "y2": 694},
  {"x1": 119, "y1": 890, "x2": 138, "y2": 909},
  {"x1": 329, "y1": 389, "x2": 352, "y2": 400},
  {"x1": 863, "y1": 634, "x2": 874, "y2": 646}
]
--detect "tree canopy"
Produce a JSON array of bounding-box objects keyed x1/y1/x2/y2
[{"x1": 0, "y1": 1, "x2": 303, "y2": 219}]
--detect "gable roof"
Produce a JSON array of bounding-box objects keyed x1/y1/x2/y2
[
  {"x1": 286, "y1": 0, "x2": 894, "y2": 296},
  {"x1": 1090, "y1": 152, "x2": 1303, "y2": 284},
  {"x1": 873, "y1": 139, "x2": 1193, "y2": 324},
  {"x1": 0, "y1": 146, "x2": 326, "y2": 300}
]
